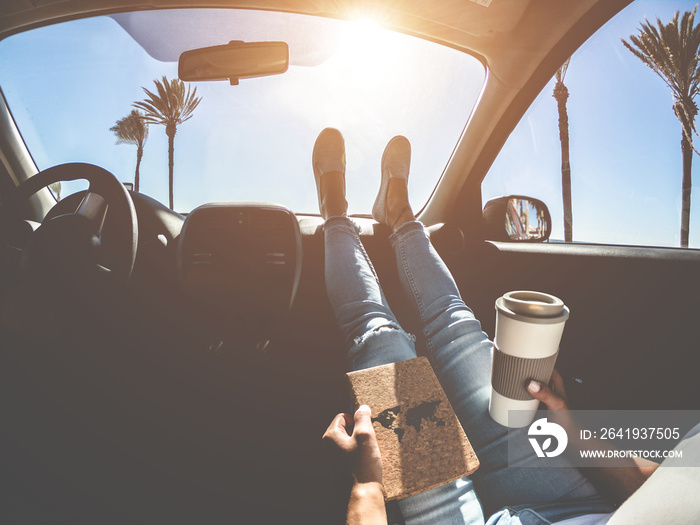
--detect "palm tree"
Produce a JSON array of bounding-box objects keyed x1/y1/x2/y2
[
  {"x1": 623, "y1": 8, "x2": 700, "y2": 248},
  {"x1": 133, "y1": 77, "x2": 201, "y2": 210},
  {"x1": 553, "y1": 57, "x2": 573, "y2": 242},
  {"x1": 110, "y1": 109, "x2": 148, "y2": 192}
]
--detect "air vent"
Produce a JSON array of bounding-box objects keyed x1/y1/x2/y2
[
  {"x1": 178, "y1": 203, "x2": 303, "y2": 333},
  {"x1": 265, "y1": 252, "x2": 286, "y2": 266},
  {"x1": 250, "y1": 215, "x2": 288, "y2": 241}
]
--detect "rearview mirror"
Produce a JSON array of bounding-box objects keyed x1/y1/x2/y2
[
  {"x1": 179, "y1": 41, "x2": 289, "y2": 85},
  {"x1": 483, "y1": 195, "x2": 551, "y2": 242}
]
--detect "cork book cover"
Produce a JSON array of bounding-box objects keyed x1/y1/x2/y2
[{"x1": 346, "y1": 356, "x2": 479, "y2": 501}]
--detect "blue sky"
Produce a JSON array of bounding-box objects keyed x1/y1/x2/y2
[
  {"x1": 1, "y1": 2, "x2": 700, "y2": 249},
  {"x1": 0, "y1": 9, "x2": 483, "y2": 216},
  {"x1": 483, "y1": 0, "x2": 700, "y2": 248}
]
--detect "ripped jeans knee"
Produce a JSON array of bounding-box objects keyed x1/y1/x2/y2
[
  {"x1": 353, "y1": 323, "x2": 415, "y2": 346},
  {"x1": 348, "y1": 322, "x2": 417, "y2": 371}
]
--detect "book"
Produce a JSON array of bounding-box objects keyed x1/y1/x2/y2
[{"x1": 346, "y1": 356, "x2": 479, "y2": 501}]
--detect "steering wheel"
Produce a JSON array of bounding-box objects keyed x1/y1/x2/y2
[{"x1": 0, "y1": 163, "x2": 138, "y2": 285}]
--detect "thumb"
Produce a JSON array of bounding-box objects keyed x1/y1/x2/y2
[
  {"x1": 353, "y1": 405, "x2": 375, "y2": 443},
  {"x1": 528, "y1": 379, "x2": 567, "y2": 411}
]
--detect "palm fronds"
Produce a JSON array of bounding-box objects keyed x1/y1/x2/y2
[
  {"x1": 111, "y1": 109, "x2": 149, "y2": 192},
  {"x1": 622, "y1": 7, "x2": 700, "y2": 247},
  {"x1": 110, "y1": 109, "x2": 148, "y2": 147},
  {"x1": 622, "y1": 7, "x2": 700, "y2": 151},
  {"x1": 555, "y1": 57, "x2": 571, "y2": 84},
  {"x1": 133, "y1": 76, "x2": 201, "y2": 132}
]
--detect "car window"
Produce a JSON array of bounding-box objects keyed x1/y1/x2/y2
[
  {"x1": 482, "y1": 0, "x2": 700, "y2": 249},
  {"x1": 0, "y1": 9, "x2": 485, "y2": 214}
]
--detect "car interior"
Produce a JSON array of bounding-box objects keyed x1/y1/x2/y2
[{"x1": 1, "y1": 0, "x2": 699, "y2": 523}]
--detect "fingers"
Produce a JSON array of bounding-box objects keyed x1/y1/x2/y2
[
  {"x1": 323, "y1": 406, "x2": 383, "y2": 485},
  {"x1": 549, "y1": 369, "x2": 567, "y2": 398},
  {"x1": 322, "y1": 406, "x2": 377, "y2": 451},
  {"x1": 322, "y1": 412, "x2": 354, "y2": 452},
  {"x1": 327, "y1": 412, "x2": 352, "y2": 434},
  {"x1": 528, "y1": 377, "x2": 568, "y2": 411}
]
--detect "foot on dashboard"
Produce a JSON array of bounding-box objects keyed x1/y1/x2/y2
[
  {"x1": 372, "y1": 135, "x2": 415, "y2": 232},
  {"x1": 312, "y1": 128, "x2": 347, "y2": 220}
]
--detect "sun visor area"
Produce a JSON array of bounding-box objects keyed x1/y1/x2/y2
[
  {"x1": 393, "y1": 0, "x2": 530, "y2": 38},
  {"x1": 110, "y1": 9, "x2": 339, "y2": 66}
]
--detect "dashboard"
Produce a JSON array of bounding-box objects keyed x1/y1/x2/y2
[{"x1": 178, "y1": 203, "x2": 302, "y2": 341}]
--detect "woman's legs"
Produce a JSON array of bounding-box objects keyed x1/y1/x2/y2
[
  {"x1": 324, "y1": 216, "x2": 416, "y2": 370},
  {"x1": 324, "y1": 217, "x2": 486, "y2": 525},
  {"x1": 314, "y1": 128, "x2": 416, "y2": 370},
  {"x1": 318, "y1": 130, "x2": 485, "y2": 524}
]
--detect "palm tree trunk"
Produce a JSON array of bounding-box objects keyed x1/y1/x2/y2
[
  {"x1": 167, "y1": 125, "x2": 175, "y2": 210},
  {"x1": 681, "y1": 131, "x2": 692, "y2": 247},
  {"x1": 554, "y1": 81, "x2": 573, "y2": 243},
  {"x1": 135, "y1": 145, "x2": 143, "y2": 193}
]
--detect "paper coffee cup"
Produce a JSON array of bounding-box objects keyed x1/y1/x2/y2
[{"x1": 489, "y1": 291, "x2": 569, "y2": 428}]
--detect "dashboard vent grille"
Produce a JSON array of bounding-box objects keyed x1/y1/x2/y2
[{"x1": 251, "y1": 216, "x2": 288, "y2": 241}]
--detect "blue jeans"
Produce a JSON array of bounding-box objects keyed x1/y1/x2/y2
[{"x1": 324, "y1": 217, "x2": 614, "y2": 524}]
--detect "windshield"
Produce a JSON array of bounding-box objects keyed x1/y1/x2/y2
[{"x1": 0, "y1": 9, "x2": 485, "y2": 214}]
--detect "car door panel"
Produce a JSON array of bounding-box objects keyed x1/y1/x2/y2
[{"x1": 448, "y1": 241, "x2": 700, "y2": 411}]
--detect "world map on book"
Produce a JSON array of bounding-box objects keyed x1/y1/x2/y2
[{"x1": 372, "y1": 400, "x2": 446, "y2": 443}]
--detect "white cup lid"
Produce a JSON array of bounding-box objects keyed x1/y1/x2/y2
[{"x1": 501, "y1": 290, "x2": 565, "y2": 318}]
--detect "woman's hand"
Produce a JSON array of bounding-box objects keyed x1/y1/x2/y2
[
  {"x1": 322, "y1": 405, "x2": 383, "y2": 485},
  {"x1": 323, "y1": 405, "x2": 387, "y2": 525},
  {"x1": 527, "y1": 368, "x2": 657, "y2": 502},
  {"x1": 527, "y1": 368, "x2": 575, "y2": 432},
  {"x1": 527, "y1": 368, "x2": 570, "y2": 411}
]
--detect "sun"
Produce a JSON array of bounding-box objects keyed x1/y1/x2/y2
[{"x1": 337, "y1": 17, "x2": 404, "y2": 85}]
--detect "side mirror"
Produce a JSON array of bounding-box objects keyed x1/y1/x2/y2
[
  {"x1": 483, "y1": 195, "x2": 551, "y2": 242},
  {"x1": 179, "y1": 40, "x2": 289, "y2": 85}
]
